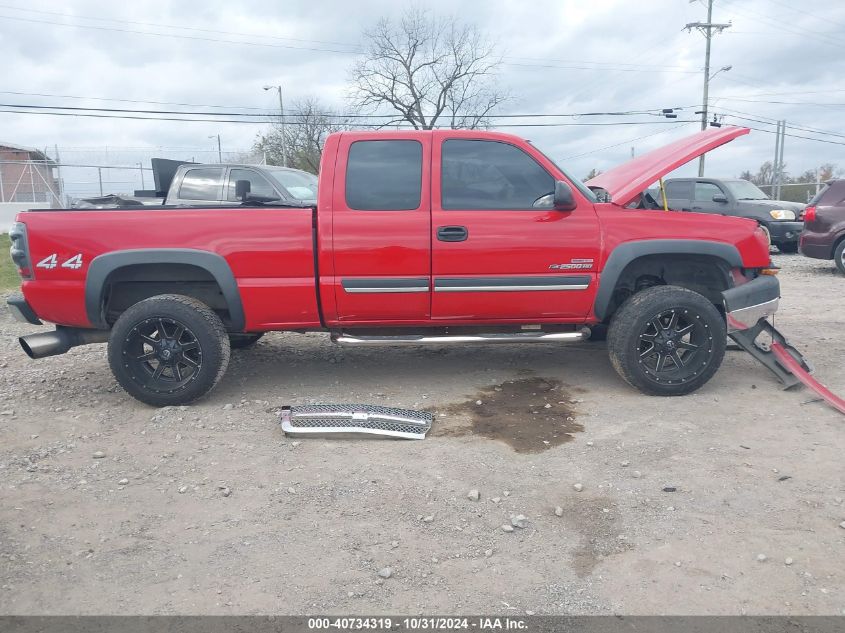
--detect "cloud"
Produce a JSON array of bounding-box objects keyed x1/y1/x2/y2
[{"x1": 1, "y1": 0, "x2": 843, "y2": 196}]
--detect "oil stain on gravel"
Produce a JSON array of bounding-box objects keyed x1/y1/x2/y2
[{"x1": 432, "y1": 377, "x2": 583, "y2": 453}]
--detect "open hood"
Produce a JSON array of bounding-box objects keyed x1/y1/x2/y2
[{"x1": 585, "y1": 126, "x2": 750, "y2": 206}]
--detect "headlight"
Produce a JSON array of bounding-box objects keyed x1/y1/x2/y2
[{"x1": 770, "y1": 209, "x2": 796, "y2": 220}]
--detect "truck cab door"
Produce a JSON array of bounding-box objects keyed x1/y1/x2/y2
[
  {"x1": 692, "y1": 181, "x2": 732, "y2": 216},
  {"x1": 329, "y1": 134, "x2": 432, "y2": 324},
  {"x1": 430, "y1": 133, "x2": 601, "y2": 322}
]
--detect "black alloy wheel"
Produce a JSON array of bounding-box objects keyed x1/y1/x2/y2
[
  {"x1": 636, "y1": 308, "x2": 713, "y2": 386},
  {"x1": 608, "y1": 285, "x2": 726, "y2": 396},
  {"x1": 108, "y1": 294, "x2": 230, "y2": 406},
  {"x1": 124, "y1": 317, "x2": 203, "y2": 391}
]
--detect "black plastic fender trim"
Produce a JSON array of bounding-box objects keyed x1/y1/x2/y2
[
  {"x1": 84, "y1": 248, "x2": 245, "y2": 331},
  {"x1": 594, "y1": 239, "x2": 743, "y2": 321}
]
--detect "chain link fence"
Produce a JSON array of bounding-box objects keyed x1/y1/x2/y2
[{"x1": 1, "y1": 146, "x2": 266, "y2": 208}]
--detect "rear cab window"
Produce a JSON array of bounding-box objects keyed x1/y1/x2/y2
[
  {"x1": 178, "y1": 167, "x2": 224, "y2": 201},
  {"x1": 345, "y1": 140, "x2": 423, "y2": 210},
  {"x1": 664, "y1": 181, "x2": 693, "y2": 200}
]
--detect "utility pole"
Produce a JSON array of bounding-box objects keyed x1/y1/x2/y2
[
  {"x1": 777, "y1": 120, "x2": 786, "y2": 199},
  {"x1": 208, "y1": 134, "x2": 222, "y2": 162},
  {"x1": 54, "y1": 144, "x2": 64, "y2": 207},
  {"x1": 264, "y1": 84, "x2": 288, "y2": 167},
  {"x1": 138, "y1": 162, "x2": 145, "y2": 190},
  {"x1": 685, "y1": 0, "x2": 731, "y2": 176}
]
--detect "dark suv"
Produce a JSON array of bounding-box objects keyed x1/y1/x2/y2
[
  {"x1": 657, "y1": 178, "x2": 805, "y2": 253},
  {"x1": 799, "y1": 179, "x2": 845, "y2": 273}
]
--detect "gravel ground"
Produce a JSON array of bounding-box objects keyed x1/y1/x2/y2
[{"x1": 0, "y1": 253, "x2": 843, "y2": 616}]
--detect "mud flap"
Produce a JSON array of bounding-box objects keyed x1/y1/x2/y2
[{"x1": 729, "y1": 319, "x2": 845, "y2": 415}]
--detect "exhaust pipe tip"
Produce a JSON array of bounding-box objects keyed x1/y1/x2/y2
[
  {"x1": 19, "y1": 332, "x2": 69, "y2": 359},
  {"x1": 19, "y1": 328, "x2": 111, "y2": 359},
  {"x1": 18, "y1": 336, "x2": 35, "y2": 359},
  {"x1": 19, "y1": 336, "x2": 36, "y2": 359}
]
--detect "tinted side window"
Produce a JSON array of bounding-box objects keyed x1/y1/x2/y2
[
  {"x1": 442, "y1": 140, "x2": 554, "y2": 210},
  {"x1": 345, "y1": 140, "x2": 422, "y2": 210},
  {"x1": 665, "y1": 181, "x2": 692, "y2": 199},
  {"x1": 227, "y1": 169, "x2": 278, "y2": 201},
  {"x1": 694, "y1": 182, "x2": 724, "y2": 202},
  {"x1": 178, "y1": 168, "x2": 224, "y2": 201}
]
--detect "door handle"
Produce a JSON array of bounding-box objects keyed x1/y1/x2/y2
[{"x1": 437, "y1": 225, "x2": 468, "y2": 242}]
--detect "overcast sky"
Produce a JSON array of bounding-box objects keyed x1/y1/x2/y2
[{"x1": 2, "y1": 0, "x2": 844, "y2": 197}]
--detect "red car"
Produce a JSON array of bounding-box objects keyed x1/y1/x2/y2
[
  {"x1": 7, "y1": 126, "x2": 781, "y2": 406},
  {"x1": 799, "y1": 179, "x2": 845, "y2": 273}
]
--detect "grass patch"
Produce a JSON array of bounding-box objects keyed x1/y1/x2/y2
[{"x1": 0, "y1": 233, "x2": 21, "y2": 291}]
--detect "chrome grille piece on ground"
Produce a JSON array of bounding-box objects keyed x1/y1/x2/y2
[{"x1": 280, "y1": 404, "x2": 433, "y2": 440}]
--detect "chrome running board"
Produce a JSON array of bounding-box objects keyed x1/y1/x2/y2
[
  {"x1": 280, "y1": 404, "x2": 433, "y2": 440},
  {"x1": 332, "y1": 328, "x2": 590, "y2": 346}
]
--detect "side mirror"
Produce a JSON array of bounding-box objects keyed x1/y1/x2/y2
[
  {"x1": 235, "y1": 179, "x2": 251, "y2": 201},
  {"x1": 712, "y1": 193, "x2": 728, "y2": 203},
  {"x1": 553, "y1": 180, "x2": 577, "y2": 211}
]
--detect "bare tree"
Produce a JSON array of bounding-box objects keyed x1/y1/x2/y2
[
  {"x1": 350, "y1": 8, "x2": 507, "y2": 130},
  {"x1": 254, "y1": 97, "x2": 353, "y2": 174}
]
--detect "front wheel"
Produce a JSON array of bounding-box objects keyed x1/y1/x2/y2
[
  {"x1": 607, "y1": 285, "x2": 726, "y2": 396},
  {"x1": 108, "y1": 294, "x2": 231, "y2": 406}
]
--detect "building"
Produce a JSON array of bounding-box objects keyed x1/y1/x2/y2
[{"x1": 0, "y1": 142, "x2": 62, "y2": 206}]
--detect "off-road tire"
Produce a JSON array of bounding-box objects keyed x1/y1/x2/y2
[
  {"x1": 835, "y1": 240, "x2": 845, "y2": 275},
  {"x1": 607, "y1": 285, "x2": 726, "y2": 396},
  {"x1": 108, "y1": 294, "x2": 230, "y2": 406},
  {"x1": 229, "y1": 333, "x2": 264, "y2": 349}
]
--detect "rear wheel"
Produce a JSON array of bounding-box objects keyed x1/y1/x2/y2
[
  {"x1": 108, "y1": 294, "x2": 230, "y2": 406},
  {"x1": 607, "y1": 285, "x2": 726, "y2": 396},
  {"x1": 835, "y1": 240, "x2": 845, "y2": 275}
]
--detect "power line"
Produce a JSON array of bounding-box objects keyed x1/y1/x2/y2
[
  {"x1": 0, "y1": 90, "x2": 271, "y2": 111},
  {"x1": 714, "y1": 107, "x2": 845, "y2": 140},
  {"x1": 561, "y1": 124, "x2": 697, "y2": 160},
  {"x1": 761, "y1": 0, "x2": 845, "y2": 31},
  {"x1": 0, "y1": 9, "x2": 706, "y2": 75},
  {"x1": 717, "y1": 0, "x2": 842, "y2": 48},
  {"x1": 711, "y1": 96, "x2": 845, "y2": 107},
  {"x1": 0, "y1": 108, "x2": 699, "y2": 127},
  {"x1": 0, "y1": 101, "x2": 695, "y2": 120},
  {"x1": 0, "y1": 3, "x2": 363, "y2": 49},
  {"x1": 715, "y1": 113, "x2": 845, "y2": 146},
  {"x1": 0, "y1": 13, "x2": 361, "y2": 54}
]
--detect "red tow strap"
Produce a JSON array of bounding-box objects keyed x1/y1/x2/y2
[{"x1": 771, "y1": 342, "x2": 845, "y2": 415}]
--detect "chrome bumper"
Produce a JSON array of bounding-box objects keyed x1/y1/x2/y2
[{"x1": 723, "y1": 275, "x2": 781, "y2": 333}]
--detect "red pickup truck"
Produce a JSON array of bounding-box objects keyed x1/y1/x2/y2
[{"x1": 7, "y1": 126, "x2": 781, "y2": 407}]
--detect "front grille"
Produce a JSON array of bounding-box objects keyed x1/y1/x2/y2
[{"x1": 280, "y1": 404, "x2": 432, "y2": 439}]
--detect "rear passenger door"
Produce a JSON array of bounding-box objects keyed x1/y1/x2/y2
[{"x1": 330, "y1": 134, "x2": 432, "y2": 323}]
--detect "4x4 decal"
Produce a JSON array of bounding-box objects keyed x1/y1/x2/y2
[{"x1": 36, "y1": 253, "x2": 84, "y2": 270}]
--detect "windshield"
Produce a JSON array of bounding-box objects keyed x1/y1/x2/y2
[
  {"x1": 724, "y1": 180, "x2": 769, "y2": 200},
  {"x1": 266, "y1": 168, "x2": 319, "y2": 201},
  {"x1": 530, "y1": 143, "x2": 599, "y2": 203}
]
